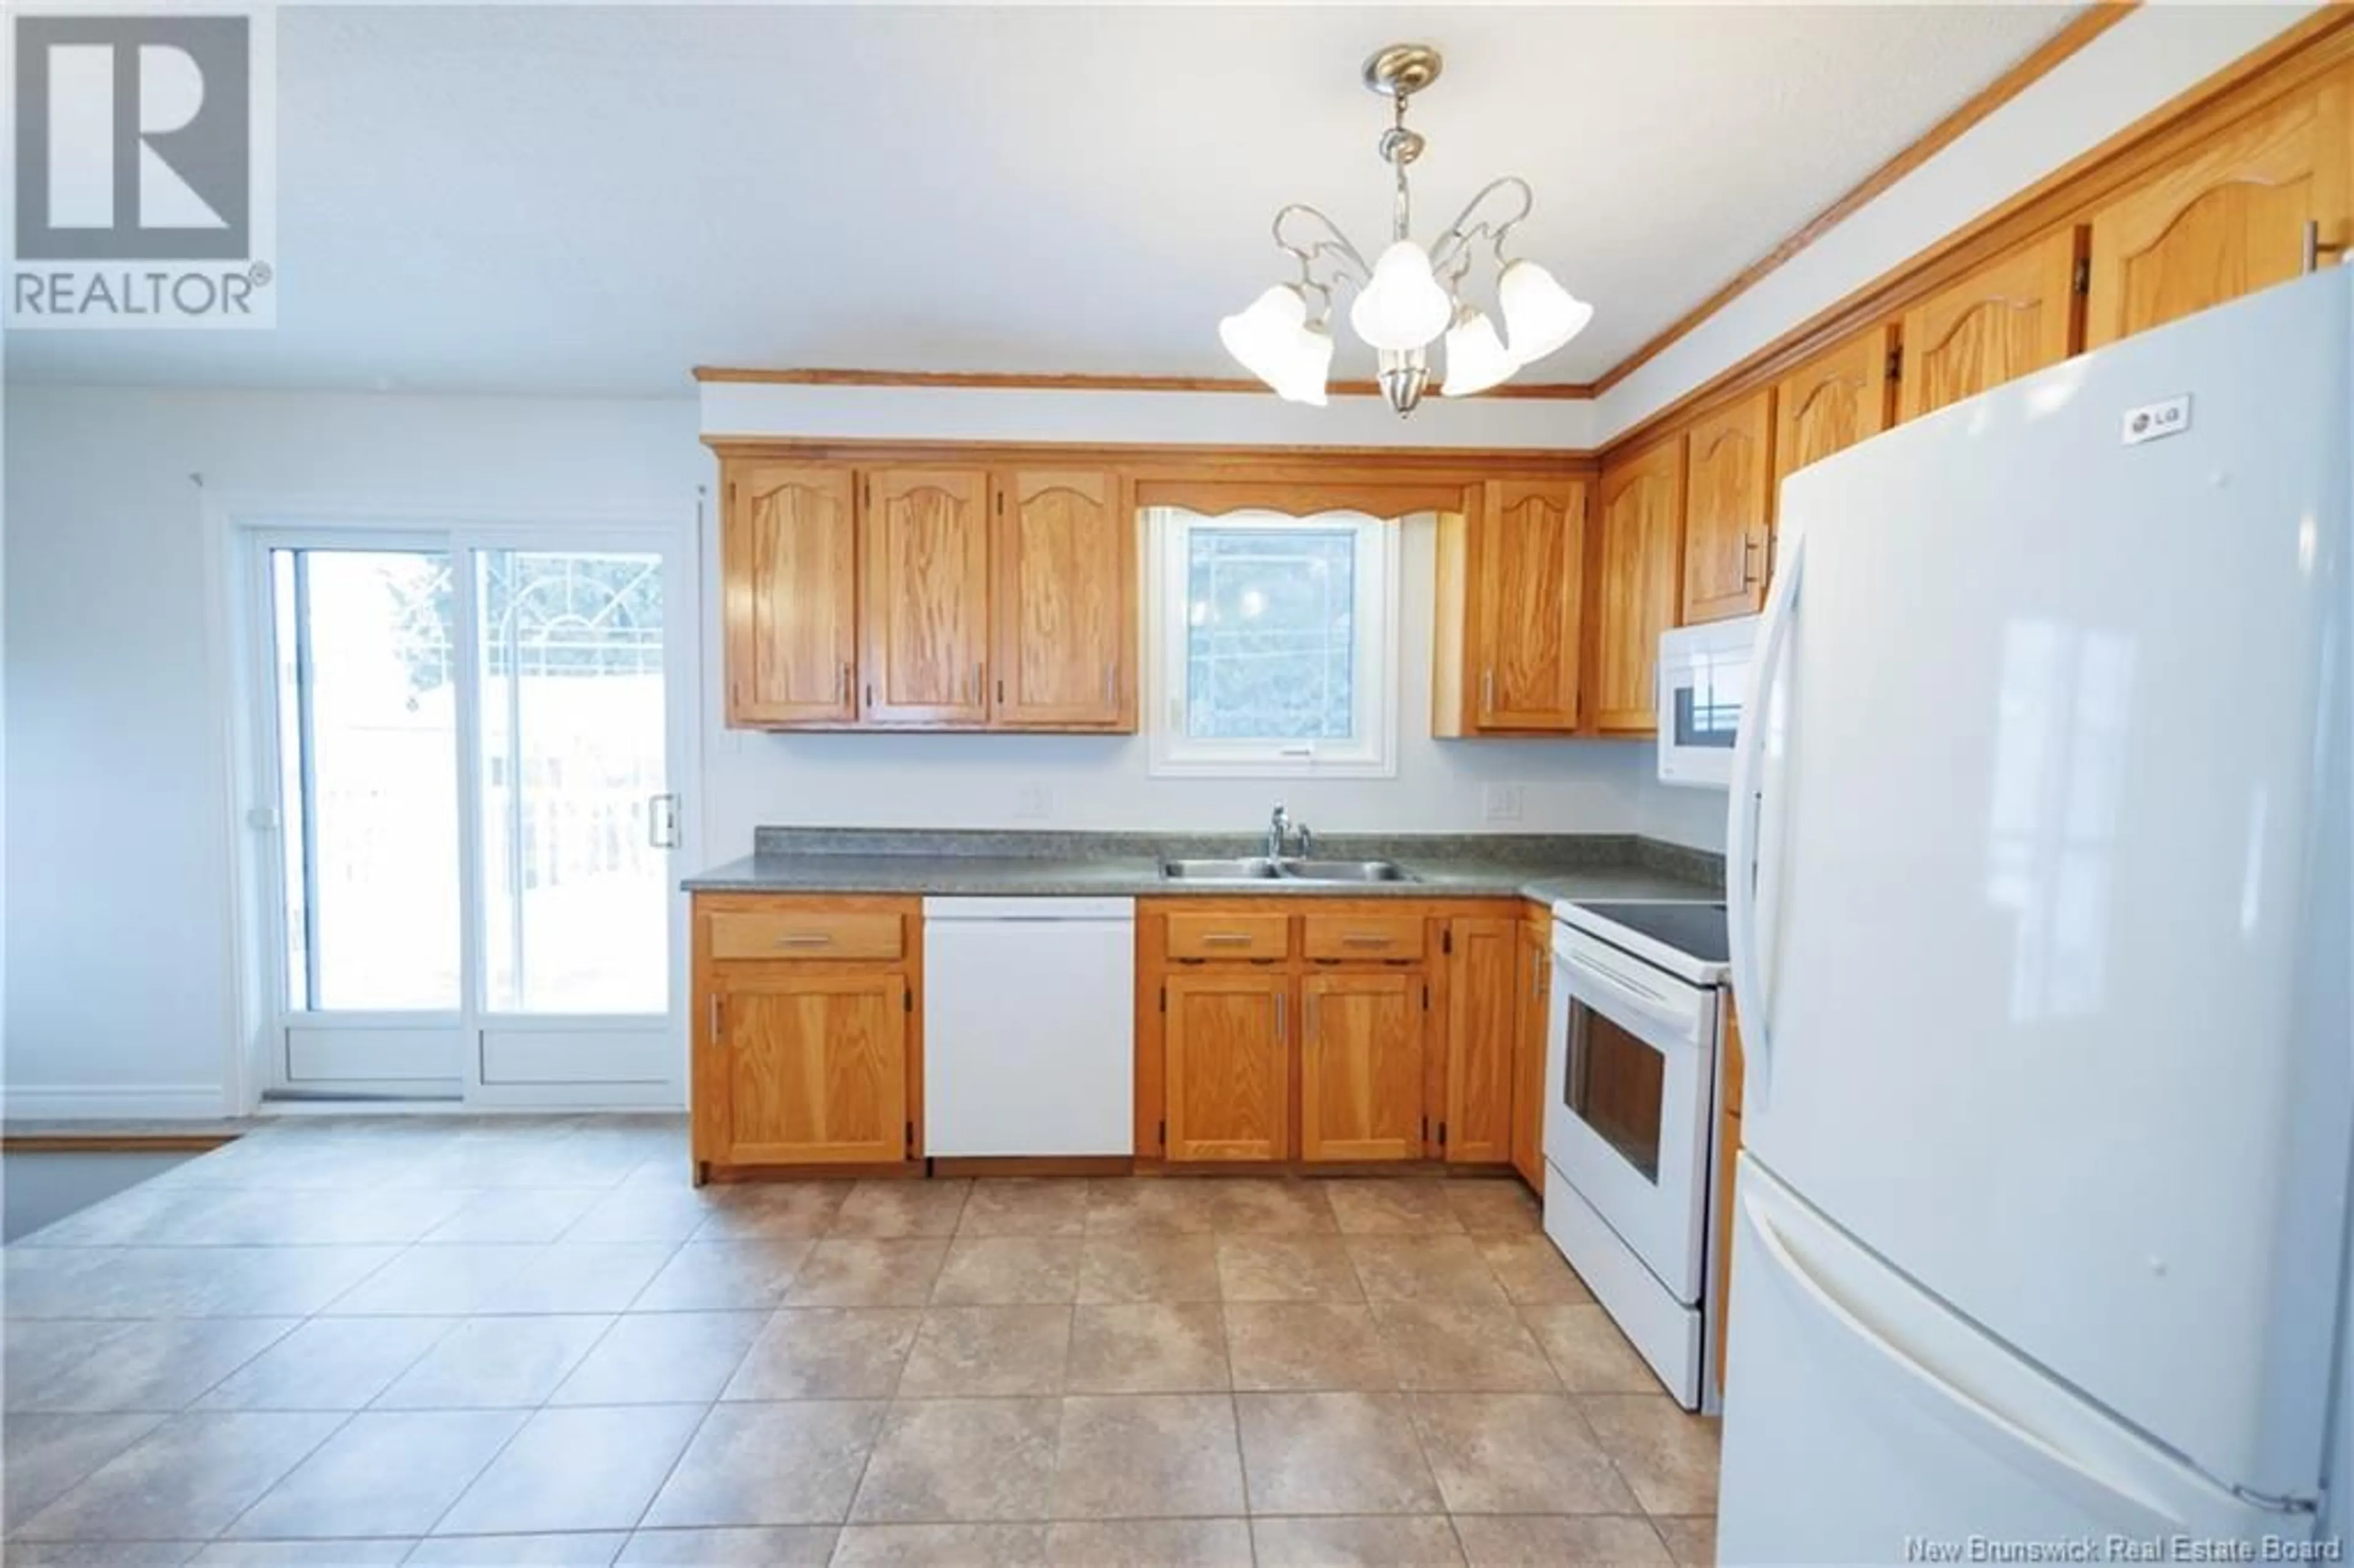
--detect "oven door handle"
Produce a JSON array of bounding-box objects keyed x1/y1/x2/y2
[{"x1": 1561, "y1": 951, "x2": 1699, "y2": 1041}]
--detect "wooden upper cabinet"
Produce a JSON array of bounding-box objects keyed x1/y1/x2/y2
[
  {"x1": 1444, "y1": 917, "x2": 1519, "y2": 1164},
  {"x1": 1434, "y1": 480, "x2": 1588, "y2": 735},
  {"x1": 859, "y1": 468, "x2": 991, "y2": 726},
  {"x1": 1300, "y1": 973, "x2": 1425, "y2": 1163},
  {"x1": 1898, "y1": 229, "x2": 2085, "y2": 423},
  {"x1": 723, "y1": 462, "x2": 858, "y2": 727},
  {"x1": 1163, "y1": 971, "x2": 1290, "y2": 1162},
  {"x1": 709, "y1": 970, "x2": 908, "y2": 1166},
  {"x1": 991, "y1": 470, "x2": 1132, "y2": 729},
  {"x1": 1772, "y1": 327, "x2": 1894, "y2": 493},
  {"x1": 2086, "y1": 77, "x2": 2352, "y2": 349},
  {"x1": 1680, "y1": 392, "x2": 1774, "y2": 625},
  {"x1": 1592, "y1": 438, "x2": 1686, "y2": 736}
]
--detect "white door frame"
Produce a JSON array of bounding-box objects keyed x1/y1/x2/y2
[{"x1": 205, "y1": 493, "x2": 703, "y2": 1115}]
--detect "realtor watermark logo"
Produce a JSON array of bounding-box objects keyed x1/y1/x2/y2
[{"x1": 8, "y1": 3, "x2": 276, "y2": 327}]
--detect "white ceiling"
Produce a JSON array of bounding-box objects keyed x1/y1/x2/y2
[{"x1": 4, "y1": 4, "x2": 2079, "y2": 397}]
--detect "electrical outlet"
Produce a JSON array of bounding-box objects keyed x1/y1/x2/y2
[
  {"x1": 1013, "y1": 783, "x2": 1054, "y2": 821},
  {"x1": 1483, "y1": 783, "x2": 1525, "y2": 823}
]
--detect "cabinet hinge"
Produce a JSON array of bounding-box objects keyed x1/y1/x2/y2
[
  {"x1": 905, "y1": 1120, "x2": 915, "y2": 1154},
  {"x1": 995, "y1": 492, "x2": 1004, "y2": 516},
  {"x1": 1438, "y1": 1121, "x2": 1448, "y2": 1149},
  {"x1": 1157, "y1": 1119, "x2": 1167, "y2": 1149},
  {"x1": 1421, "y1": 1116, "x2": 1430, "y2": 1142},
  {"x1": 1159, "y1": 986, "x2": 1167, "y2": 1013},
  {"x1": 1886, "y1": 345, "x2": 1903, "y2": 382},
  {"x1": 1423, "y1": 983, "x2": 1430, "y2": 1011},
  {"x1": 2071, "y1": 256, "x2": 2092, "y2": 296},
  {"x1": 904, "y1": 989, "x2": 913, "y2": 1014},
  {"x1": 1442, "y1": 929, "x2": 1453, "y2": 956},
  {"x1": 863, "y1": 477, "x2": 872, "y2": 509}
]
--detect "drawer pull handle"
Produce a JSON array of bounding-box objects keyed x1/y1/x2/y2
[
  {"x1": 776, "y1": 933, "x2": 834, "y2": 948},
  {"x1": 1201, "y1": 933, "x2": 1255, "y2": 947},
  {"x1": 1340, "y1": 934, "x2": 1394, "y2": 948}
]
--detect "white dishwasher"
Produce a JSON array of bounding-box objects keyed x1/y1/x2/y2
[{"x1": 921, "y1": 897, "x2": 1135, "y2": 1157}]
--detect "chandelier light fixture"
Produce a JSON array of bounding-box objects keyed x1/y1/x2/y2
[{"x1": 1220, "y1": 44, "x2": 1594, "y2": 416}]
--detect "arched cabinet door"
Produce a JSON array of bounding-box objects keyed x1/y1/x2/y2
[
  {"x1": 1772, "y1": 326, "x2": 1893, "y2": 492},
  {"x1": 1593, "y1": 437, "x2": 1686, "y2": 736},
  {"x1": 1680, "y1": 390, "x2": 1773, "y2": 626},
  {"x1": 1897, "y1": 227, "x2": 2084, "y2": 424},
  {"x1": 723, "y1": 463, "x2": 858, "y2": 727},
  {"x1": 991, "y1": 469, "x2": 1132, "y2": 730},
  {"x1": 859, "y1": 468, "x2": 992, "y2": 727},
  {"x1": 2086, "y1": 76, "x2": 2352, "y2": 349}
]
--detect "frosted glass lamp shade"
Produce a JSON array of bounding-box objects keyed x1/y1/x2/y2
[
  {"x1": 1272, "y1": 322, "x2": 1335, "y2": 405},
  {"x1": 1497, "y1": 259, "x2": 1594, "y2": 363},
  {"x1": 1439, "y1": 310, "x2": 1517, "y2": 397},
  {"x1": 1220, "y1": 286, "x2": 1333, "y2": 405},
  {"x1": 1349, "y1": 240, "x2": 1452, "y2": 352}
]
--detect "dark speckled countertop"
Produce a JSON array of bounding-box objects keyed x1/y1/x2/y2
[{"x1": 683, "y1": 829, "x2": 1723, "y2": 905}]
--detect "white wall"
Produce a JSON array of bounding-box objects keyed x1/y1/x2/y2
[
  {"x1": 4, "y1": 384, "x2": 1669, "y2": 1116},
  {"x1": 3, "y1": 387, "x2": 702, "y2": 1117}
]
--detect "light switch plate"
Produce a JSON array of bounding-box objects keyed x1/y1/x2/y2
[{"x1": 1483, "y1": 783, "x2": 1525, "y2": 823}]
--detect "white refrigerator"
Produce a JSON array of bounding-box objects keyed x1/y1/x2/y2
[{"x1": 1718, "y1": 268, "x2": 2353, "y2": 1562}]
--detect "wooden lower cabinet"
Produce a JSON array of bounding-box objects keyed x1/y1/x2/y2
[
  {"x1": 1137, "y1": 899, "x2": 1528, "y2": 1177},
  {"x1": 708, "y1": 972, "x2": 909, "y2": 1166},
  {"x1": 1300, "y1": 972, "x2": 1426, "y2": 1162},
  {"x1": 1510, "y1": 911, "x2": 1552, "y2": 1192},
  {"x1": 1442, "y1": 918, "x2": 1518, "y2": 1163},
  {"x1": 1164, "y1": 971, "x2": 1292, "y2": 1162},
  {"x1": 692, "y1": 894, "x2": 920, "y2": 1178}
]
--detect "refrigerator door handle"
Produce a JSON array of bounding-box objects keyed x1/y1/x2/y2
[
  {"x1": 1726, "y1": 529, "x2": 1804, "y2": 1096},
  {"x1": 1742, "y1": 1177, "x2": 2187, "y2": 1530}
]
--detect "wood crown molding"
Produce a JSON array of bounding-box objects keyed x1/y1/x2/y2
[
  {"x1": 703, "y1": 435, "x2": 1596, "y2": 484},
  {"x1": 692, "y1": 365, "x2": 1598, "y2": 400},
  {"x1": 1589, "y1": 2, "x2": 2141, "y2": 399}
]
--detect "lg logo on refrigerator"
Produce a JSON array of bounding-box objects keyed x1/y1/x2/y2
[{"x1": 9, "y1": 8, "x2": 276, "y2": 327}]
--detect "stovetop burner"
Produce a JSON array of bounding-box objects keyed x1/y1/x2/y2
[{"x1": 1571, "y1": 902, "x2": 1729, "y2": 965}]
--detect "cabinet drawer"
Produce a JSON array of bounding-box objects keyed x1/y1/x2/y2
[
  {"x1": 1165, "y1": 911, "x2": 1291, "y2": 961},
  {"x1": 1301, "y1": 913, "x2": 1426, "y2": 962},
  {"x1": 709, "y1": 908, "x2": 904, "y2": 962}
]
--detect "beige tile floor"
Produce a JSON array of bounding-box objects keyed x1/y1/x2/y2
[{"x1": 1, "y1": 1116, "x2": 1720, "y2": 1567}]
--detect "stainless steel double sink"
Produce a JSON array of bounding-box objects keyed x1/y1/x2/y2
[{"x1": 1160, "y1": 856, "x2": 1417, "y2": 885}]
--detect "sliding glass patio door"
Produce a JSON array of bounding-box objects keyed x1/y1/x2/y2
[{"x1": 254, "y1": 528, "x2": 692, "y2": 1106}]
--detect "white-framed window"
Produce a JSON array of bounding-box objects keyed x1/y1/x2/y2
[{"x1": 1145, "y1": 507, "x2": 1399, "y2": 778}]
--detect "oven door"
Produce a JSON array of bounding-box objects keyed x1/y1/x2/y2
[
  {"x1": 1546, "y1": 926, "x2": 1718, "y2": 1302},
  {"x1": 1656, "y1": 617, "x2": 1754, "y2": 787}
]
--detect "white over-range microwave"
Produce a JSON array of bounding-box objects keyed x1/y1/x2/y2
[{"x1": 1655, "y1": 615, "x2": 1758, "y2": 788}]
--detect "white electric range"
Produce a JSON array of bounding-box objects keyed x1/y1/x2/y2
[{"x1": 1544, "y1": 899, "x2": 1730, "y2": 1410}]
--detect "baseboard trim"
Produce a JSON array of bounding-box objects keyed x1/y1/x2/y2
[{"x1": 1, "y1": 1085, "x2": 230, "y2": 1121}]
